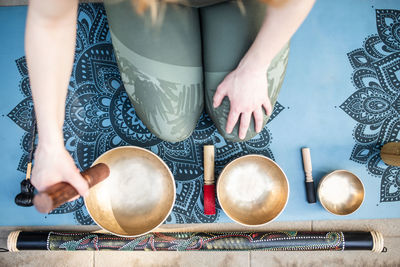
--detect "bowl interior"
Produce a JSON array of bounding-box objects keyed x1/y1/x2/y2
[
  {"x1": 85, "y1": 146, "x2": 175, "y2": 237},
  {"x1": 318, "y1": 170, "x2": 364, "y2": 215},
  {"x1": 217, "y1": 155, "x2": 289, "y2": 226}
]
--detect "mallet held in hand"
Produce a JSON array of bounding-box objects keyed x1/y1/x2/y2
[{"x1": 33, "y1": 163, "x2": 110, "y2": 213}]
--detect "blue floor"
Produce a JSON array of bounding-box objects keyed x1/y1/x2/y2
[{"x1": 1, "y1": 0, "x2": 400, "y2": 226}]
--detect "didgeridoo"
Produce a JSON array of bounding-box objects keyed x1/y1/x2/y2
[
  {"x1": 33, "y1": 163, "x2": 110, "y2": 213},
  {"x1": 7, "y1": 230, "x2": 384, "y2": 252}
]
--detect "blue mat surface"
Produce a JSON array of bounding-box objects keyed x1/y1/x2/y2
[{"x1": 1, "y1": 0, "x2": 399, "y2": 226}]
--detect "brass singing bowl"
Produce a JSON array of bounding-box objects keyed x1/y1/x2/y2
[
  {"x1": 217, "y1": 155, "x2": 289, "y2": 226},
  {"x1": 84, "y1": 146, "x2": 175, "y2": 237},
  {"x1": 318, "y1": 170, "x2": 364, "y2": 216}
]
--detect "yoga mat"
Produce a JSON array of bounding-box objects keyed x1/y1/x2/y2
[
  {"x1": 7, "y1": 231, "x2": 384, "y2": 252},
  {"x1": 0, "y1": 0, "x2": 399, "y2": 226}
]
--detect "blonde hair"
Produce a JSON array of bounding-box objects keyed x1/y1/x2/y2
[
  {"x1": 132, "y1": 0, "x2": 180, "y2": 19},
  {"x1": 130, "y1": 0, "x2": 287, "y2": 23}
]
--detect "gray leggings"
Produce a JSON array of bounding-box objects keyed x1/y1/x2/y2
[{"x1": 104, "y1": 0, "x2": 289, "y2": 142}]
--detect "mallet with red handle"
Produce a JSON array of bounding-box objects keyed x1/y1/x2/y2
[{"x1": 203, "y1": 145, "x2": 216, "y2": 215}]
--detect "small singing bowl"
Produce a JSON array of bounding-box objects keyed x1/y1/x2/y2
[
  {"x1": 217, "y1": 155, "x2": 289, "y2": 226},
  {"x1": 318, "y1": 170, "x2": 364, "y2": 216},
  {"x1": 85, "y1": 146, "x2": 175, "y2": 237}
]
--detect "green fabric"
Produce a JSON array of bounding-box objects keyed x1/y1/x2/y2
[
  {"x1": 105, "y1": 1, "x2": 202, "y2": 66},
  {"x1": 104, "y1": 0, "x2": 289, "y2": 142},
  {"x1": 105, "y1": 1, "x2": 203, "y2": 142},
  {"x1": 200, "y1": 0, "x2": 266, "y2": 72},
  {"x1": 178, "y1": 0, "x2": 230, "y2": 8}
]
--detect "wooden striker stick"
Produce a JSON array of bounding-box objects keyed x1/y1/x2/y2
[
  {"x1": 203, "y1": 145, "x2": 215, "y2": 185},
  {"x1": 33, "y1": 163, "x2": 110, "y2": 213}
]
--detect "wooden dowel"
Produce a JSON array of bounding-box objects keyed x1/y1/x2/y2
[
  {"x1": 203, "y1": 145, "x2": 215, "y2": 185},
  {"x1": 301, "y1": 148, "x2": 313, "y2": 183},
  {"x1": 25, "y1": 163, "x2": 32, "y2": 180}
]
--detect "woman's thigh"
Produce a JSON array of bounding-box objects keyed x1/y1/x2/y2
[
  {"x1": 104, "y1": 0, "x2": 203, "y2": 142},
  {"x1": 200, "y1": 0, "x2": 289, "y2": 142}
]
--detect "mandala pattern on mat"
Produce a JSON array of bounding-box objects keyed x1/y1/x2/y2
[
  {"x1": 8, "y1": 3, "x2": 284, "y2": 224},
  {"x1": 340, "y1": 9, "x2": 400, "y2": 202}
]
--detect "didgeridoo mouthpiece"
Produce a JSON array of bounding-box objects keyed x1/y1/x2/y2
[{"x1": 33, "y1": 163, "x2": 110, "y2": 213}]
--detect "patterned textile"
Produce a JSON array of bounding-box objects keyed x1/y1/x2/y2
[
  {"x1": 341, "y1": 9, "x2": 400, "y2": 203},
  {"x1": 7, "y1": 4, "x2": 283, "y2": 225}
]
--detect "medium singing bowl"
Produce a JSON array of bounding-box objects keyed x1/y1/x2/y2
[
  {"x1": 84, "y1": 146, "x2": 175, "y2": 237},
  {"x1": 318, "y1": 170, "x2": 364, "y2": 216},
  {"x1": 217, "y1": 155, "x2": 289, "y2": 226}
]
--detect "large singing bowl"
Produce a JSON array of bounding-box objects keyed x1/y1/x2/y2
[
  {"x1": 217, "y1": 155, "x2": 289, "y2": 226},
  {"x1": 85, "y1": 146, "x2": 175, "y2": 237}
]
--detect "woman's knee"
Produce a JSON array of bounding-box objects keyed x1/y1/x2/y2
[
  {"x1": 122, "y1": 67, "x2": 203, "y2": 143},
  {"x1": 133, "y1": 96, "x2": 203, "y2": 143}
]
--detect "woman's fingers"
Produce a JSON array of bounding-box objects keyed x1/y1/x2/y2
[
  {"x1": 226, "y1": 109, "x2": 240, "y2": 134},
  {"x1": 68, "y1": 195, "x2": 81, "y2": 202},
  {"x1": 253, "y1": 107, "x2": 264, "y2": 133},
  {"x1": 239, "y1": 112, "x2": 251, "y2": 140},
  {"x1": 67, "y1": 168, "x2": 89, "y2": 197},
  {"x1": 30, "y1": 174, "x2": 44, "y2": 192},
  {"x1": 263, "y1": 99, "x2": 273, "y2": 117},
  {"x1": 213, "y1": 84, "x2": 227, "y2": 108},
  {"x1": 226, "y1": 104, "x2": 268, "y2": 137}
]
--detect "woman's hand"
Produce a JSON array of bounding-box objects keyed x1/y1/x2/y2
[
  {"x1": 31, "y1": 142, "x2": 89, "y2": 199},
  {"x1": 213, "y1": 65, "x2": 271, "y2": 140}
]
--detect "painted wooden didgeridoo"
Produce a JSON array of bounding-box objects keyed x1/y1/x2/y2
[
  {"x1": 203, "y1": 145, "x2": 216, "y2": 215},
  {"x1": 7, "y1": 230, "x2": 385, "y2": 252},
  {"x1": 301, "y1": 147, "x2": 316, "y2": 203},
  {"x1": 33, "y1": 163, "x2": 110, "y2": 213}
]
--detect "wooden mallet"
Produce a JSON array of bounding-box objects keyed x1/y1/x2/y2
[
  {"x1": 15, "y1": 118, "x2": 37, "y2": 207},
  {"x1": 301, "y1": 147, "x2": 316, "y2": 203},
  {"x1": 203, "y1": 145, "x2": 216, "y2": 215},
  {"x1": 33, "y1": 163, "x2": 110, "y2": 213}
]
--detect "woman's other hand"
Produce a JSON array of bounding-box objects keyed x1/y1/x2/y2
[{"x1": 213, "y1": 64, "x2": 271, "y2": 140}]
